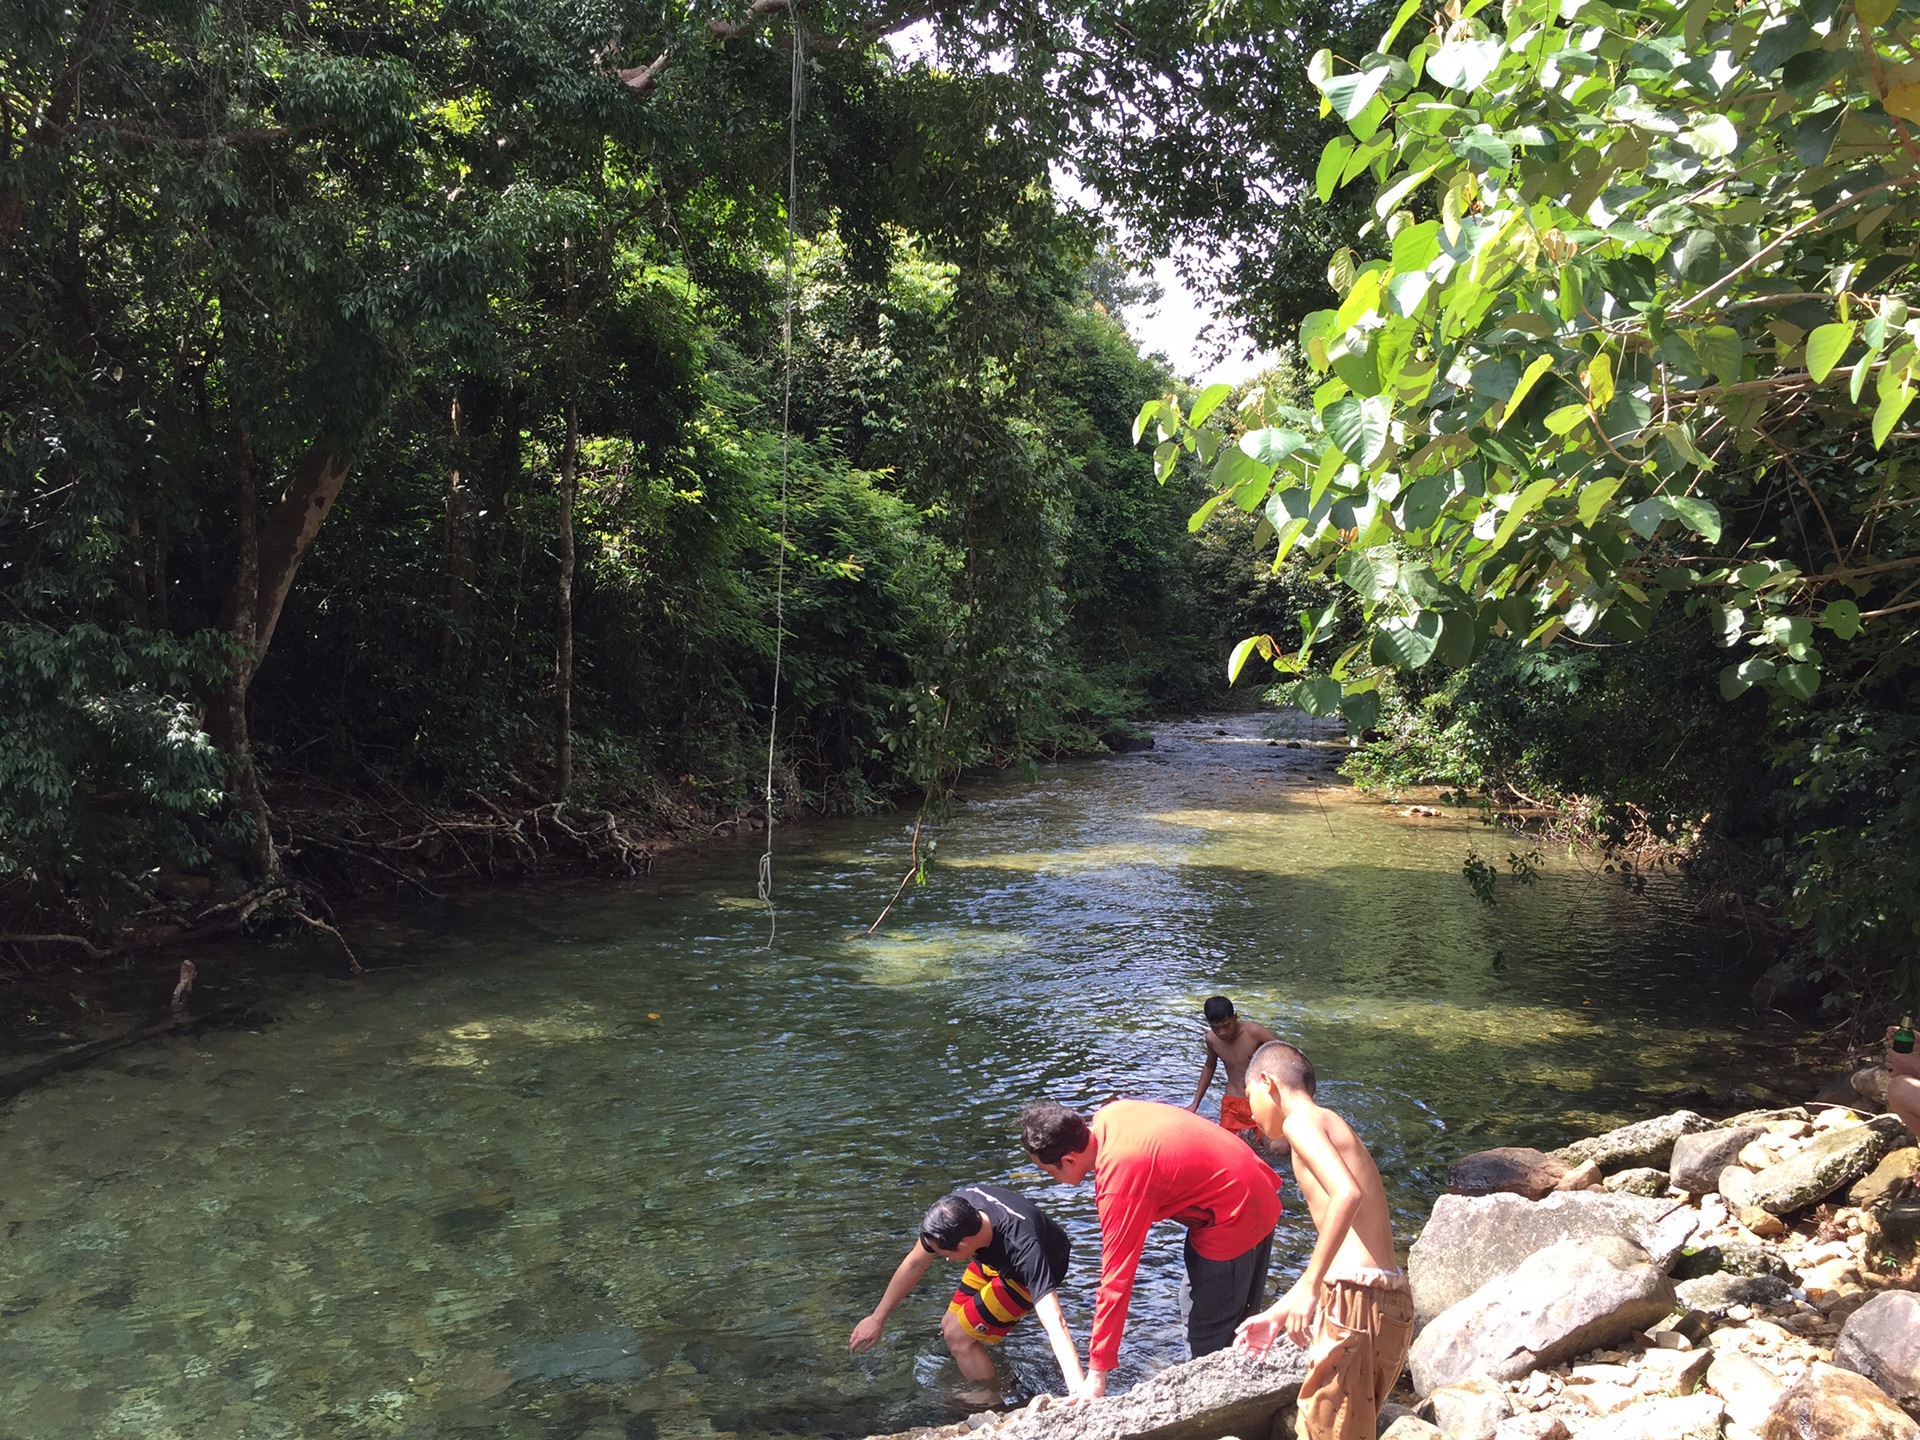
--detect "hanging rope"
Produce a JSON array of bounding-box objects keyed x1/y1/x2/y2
[{"x1": 757, "y1": 9, "x2": 805, "y2": 944}]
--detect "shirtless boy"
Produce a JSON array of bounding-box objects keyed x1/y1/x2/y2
[
  {"x1": 1187, "y1": 996, "x2": 1279, "y2": 1136},
  {"x1": 849, "y1": 1184, "x2": 1084, "y2": 1399},
  {"x1": 1234, "y1": 1042, "x2": 1411, "y2": 1440}
]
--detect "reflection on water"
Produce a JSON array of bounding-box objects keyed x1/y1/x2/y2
[{"x1": 0, "y1": 717, "x2": 1800, "y2": 1440}]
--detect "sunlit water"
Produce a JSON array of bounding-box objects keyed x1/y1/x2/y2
[{"x1": 0, "y1": 716, "x2": 1803, "y2": 1440}]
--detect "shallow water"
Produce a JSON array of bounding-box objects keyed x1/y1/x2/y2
[{"x1": 0, "y1": 716, "x2": 1801, "y2": 1440}]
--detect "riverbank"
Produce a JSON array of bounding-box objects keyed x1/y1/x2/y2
[{"x1": 870, "y1": 1066, "x2": 1920, "y2": 1440}]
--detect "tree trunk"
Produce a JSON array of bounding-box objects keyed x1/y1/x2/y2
[
  {"x1": 210, "y1": 425, "x2": 277, "y2": 879},
  {"x1": 209, "y1": 431, "x2": 352, "y2": 879},
  {"x1": 555, "y1": 396, "x2": 579, "y2": 798},
  {"x1": 439, "y1": 389, "x2": 478, "y2": 680}
]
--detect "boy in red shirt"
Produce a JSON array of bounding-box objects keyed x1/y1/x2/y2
[{"x1": 1022, "y1": 1098, "x2": 1280, "y2": 1398}]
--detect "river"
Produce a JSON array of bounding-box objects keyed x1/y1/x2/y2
[{"x1": 0, "y1": 715, "x2": 1808, "y2": 1440}]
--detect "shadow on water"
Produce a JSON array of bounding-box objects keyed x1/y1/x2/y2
[{"x1": 0, "y1": 716, "x2": 1810, "y2": 1440}]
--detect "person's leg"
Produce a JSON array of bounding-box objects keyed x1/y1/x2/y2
[
  {"x1": 1888, "y1": 1075, "x2": 1920, "y2": 1141},
  {"x1": 940, "y1": 1309, "x2": 998, "y2": 1383},
  {"x1": 1182, "y1": 1234, "x2": 1271, "y2": 1357}
]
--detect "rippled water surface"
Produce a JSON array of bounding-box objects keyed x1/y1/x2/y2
[{"x1": 0, "y1": 716, "x2": 1803, "y2": 1440}]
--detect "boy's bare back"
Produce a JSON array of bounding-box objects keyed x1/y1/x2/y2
[{"x1": 1280, "y1": 1100, "x2": 1398, "y2": 1273}]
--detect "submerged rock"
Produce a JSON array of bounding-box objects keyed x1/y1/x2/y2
[
  {"x1": 1407, "y1": 1236, "x2": 1676, "y2": 1396},
  {"x1": 1409, "y1": 1192, "x2": 1698, "y2": 1326},
  {"x1": 503, "y1": 1327, "x2": 645, "y2": 1386},
  {"x1": 1551, "y1": 1112, "x2": 1713, "y2": 1175}
]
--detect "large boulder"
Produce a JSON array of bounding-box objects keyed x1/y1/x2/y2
[
  {"x1": 986, "y1": 1341, "x2": 1310, "y2": 1440},
  {"x1": 1410, "y1": 1192, "x2": 1699, "y2": 1325},
  {"x1": 1669, "y1": 1126, "x2": 1765, "y2": 1195},
  {"x1": 1407, "y1": 1236, "x2": 1677, "y2": 1397},
  {"x1": 1835, "y1": 1292, "x2": 1920, "y2": 1414},
  {"x1": 1758, "y1": 1362, "x2": 1919, "y2": 1440},
  {"x1": 1552, "y1": 1112, "x2": 1714, "y2": 1174},
  {"x1": 1581, "y1": 1394, "x2": 1726, "y2": 1440},
  {"x1": 1747, "y1": 1114, "x2": 1909, "y2": 1215},
  {"x1": 1448, "y1": 1148, "x2": 1569, "y2": 1200}
]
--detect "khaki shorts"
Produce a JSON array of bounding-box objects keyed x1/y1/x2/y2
[{"x1": 1297, "y1": 1271, "x2": 1415, "y2": 1440}]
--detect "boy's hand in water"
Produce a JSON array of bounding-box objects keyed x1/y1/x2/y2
[{"x1": 848, "y1": 1316, "x2": 885, "y2": 1352}]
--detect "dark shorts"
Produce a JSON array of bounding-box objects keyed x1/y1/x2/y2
[{"x1": 947, "y1": 1260, "x2": 1034, "y2": 1344}]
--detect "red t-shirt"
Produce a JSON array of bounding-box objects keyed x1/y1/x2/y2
[{"x1": 1087, "y1": 1098, "x2": 1281, "y2": 1372}]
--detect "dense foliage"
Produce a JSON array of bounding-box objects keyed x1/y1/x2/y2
[
  {"x1": 0, "y1": 0, "x2": 1313, "y2": 937},
  {"x1": 1148, "y1": 0, "x2": 1920, "y2": 1000}
]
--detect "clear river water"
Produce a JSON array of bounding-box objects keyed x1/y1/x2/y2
[{"x1": 0, "y1": 715, "x2": 1809, "y2": 1440}]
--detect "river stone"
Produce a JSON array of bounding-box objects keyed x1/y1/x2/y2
[
  {"x1": 1719, "y1": 1167, "x2": 1761, "y2": 1208},
  {"x1": 503, "y1": 1327, "x2": 644, "y2": 1386},
  {"x1": 1708, "y1": 1349, "x2": 1790, "y2": 1431},
  {"x1": 1409, "y1": 1192, "x2": 1699, "y2": 1325},
  {"x1": 1603, "y1": 1168, "x2": 1670, "y2": 1198},
  {"x1": 1850, "y1": 1146, "x2": 1920, "y2": 1210},
  {"x1": 1835, "y1": 1292, "x2": 1920, "y2": 1413},
  {"x1": 1580, "y1": 1394, "x2": 1726, "y2": 1440},
  {"x1": 988, "y1": 1337, "x2": 1309, "y2": 1440},
  {"x1": 1552, "y1": 1113, "x2": 1714, "y2": 1174},
  {"x1": 1494, "y1": 1419, "x2": 1569, "y2": 1440},
  {"x1": 1430, "y1": 1377, "x2": 1514, "y2": 1440},
  {"x1": 1747, "y1": 1114, "x2": 1909, "y2": 1215},
  {"x1": 1674, "y1": 1271, "x2": 1793, "y2": 1317},
  {"x1": 1757, "y1": 1362, "x2": 1920, "y2": 1440},
  {"x1": 1881, "y1": 1202, "x2": 1920, "y2": 1249},
  {"x1": 1855, "y1": 1067, "x2": 1893, "y2": 1105},
  {"x1": 1449, "y1": 1149, "x2": 1569, "y2": 1200},
  {"x1": 1670, "y1": 1126, "x2": 1766, "y2": 1195},
  {"x1": 1407, "y1": 1236, "x2": 1677, "y2": 1397},
  {"x1": 1382, "y1": 1420, "x2": 1446, "y2": 1440},
  {"x1": 1672, "y1": 1241, "x2": 1795, "y2": 1283}
]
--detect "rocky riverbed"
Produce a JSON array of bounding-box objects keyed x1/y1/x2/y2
[{"x1": 871, "y1": 1058, "x2": 1920, "y2": 1440}]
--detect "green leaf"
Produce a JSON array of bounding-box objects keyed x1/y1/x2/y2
[
  {"x1": 1227, "y1": 634, "x2": 1270, "y2": 684},
  {"x1": 1325, "y1": 394, "x2": 1392, "y2": 465},
  {"x1": 1499, "y1": 354, "x2": 1556, "y2": 430},
  {"x1": 1545, "y1": 403, "x2": 1589, "y2": 435},
  {"x1": 1373, "y1": 611, "x2": 1442, "y2": 669},
  {"x1": 1386, "y1": 271, "x2": 1432, "y2": 317},
  {"x1": 1375, "y1": 162, "x2": 1441, "y2": 218},
  {"x1": 1719, "y1": 655, "x2": 1775, "y2": 699},
  {"x1": 1491, "y1": 478, "x2": 1557, "y2": 549},
  {"x1": 1188, "y1": 493, "x2": 1228, "y2": 532},
  {"x1": 1451, "y1": 128, "x2": 1514, "y2": 172},
  {"x1": 1319, "y1": 68, "x2": 1388, "y2": 123},
  {"x1": 1240, "y1": 427, "x2": 1310, "y2": 465},
  {"x1": 1822, "y1": 599, "x2": 1862, "y2": 639},
  {"x1": 1292, "y1": 675, "x2": 1344, "y2": 717},
  {"x1": 1681, "y1": 114, "x2": 1738, "y2": 159},
  {"x1": 1693, "y1": 327, "x2": 1743, "y2": 389},
  {"x1": 1777, "y1": 663, "x2": 1821, "y2": 700},
  {"x1": 1338, "y1": 687, "x2": 1382, "y2": 734},
  {"x1": 1317, "y1": 137, "x2": 1357, "y2": 203},
  {"x1": 1805, "y1": 322, "x2": 1856, "y2": 383},
  {"x1": 1872, "y1": 359, "x2": 1916, "y2": 449},
  {"x1": 1585, "y1": 352, "x2": 1615, "y2": 409},
  {"x1": 1188, "y1": 383, "x2": 1232, "y2": 428},
  {"x1": 1665, "y1": 496, "x2": 1722, "y2": 544},
  {"x1": 1433, "y1": 609, "x2": 1479, "y2": 667},
  {"x1": 1625, "y1": 498, "x2": 1672, "y2": 538},
  {"x1": 1132, "y1": 399, "x2": 1167, "y2": 446},
  {"x1": 1393, "y1": 474, "x2": 1450, "y2": 531},
  {"x1": 1426, "y1": 38, "x2": 1504, "y2": 92},
  {"x1": 1577, "y1": 477, "x2": 1623, "y2": 526}
]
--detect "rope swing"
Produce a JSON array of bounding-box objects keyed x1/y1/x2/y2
[{"x1": 756, "y1": 9, "x2": 805, "y2": 944}]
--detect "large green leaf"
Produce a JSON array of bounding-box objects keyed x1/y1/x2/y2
[
  {"x1": 1292, "y1": 675, "x2": 1344, "y2": 716},
  {"x1": 1325, "y1": 394, "x2": 1391, "y2": 465}
]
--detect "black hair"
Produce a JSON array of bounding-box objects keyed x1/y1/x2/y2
[
  {"x1": 1203, "y1": 996, "x2": 1236, "y2": 1023},
  {"x1": 1020, "y1": 1101, "x2": 1092, "y2": 1165},
  {"x1": 919, "y1": 1193, "x2": 983, "y2": 1253},
  {"x1": 1246, "y1": 1040, "x2": 1316, "y2": 1097}
]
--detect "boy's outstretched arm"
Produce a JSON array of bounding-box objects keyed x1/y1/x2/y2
[
  {"x1": 1239, "y1": 1117, "x2": 1364, "y2": 1351},
  {"x1": 1031, "y1": 1291, "x2": 1085, "y2": 1395},
  {"x1": 850, "y1": 1243, "x2": 934, "y2": 1351},
  {"x1": 1188, "y1": 1041, "x2": 1218, "y2": 1111}
]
